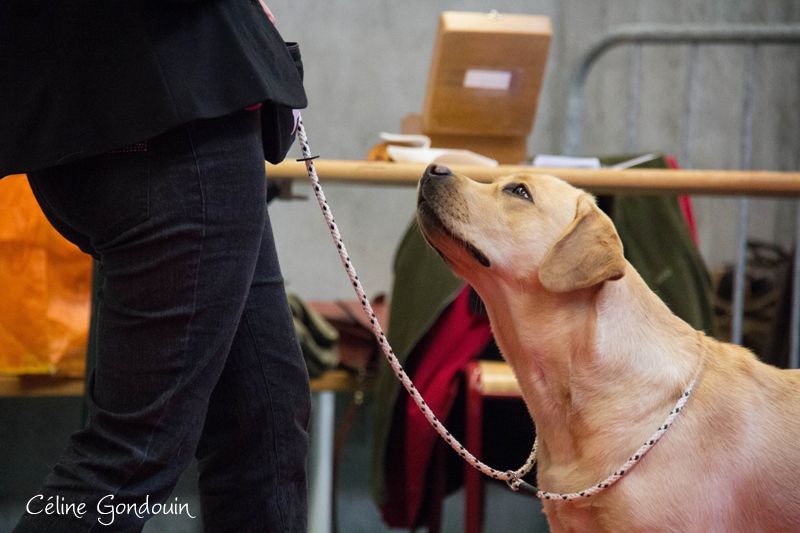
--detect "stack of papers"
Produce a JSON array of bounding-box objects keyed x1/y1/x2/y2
[{"x1": 378, "y1": 133, "x2": 498, "y2": 167}]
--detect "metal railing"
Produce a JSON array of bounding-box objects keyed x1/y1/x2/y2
[{"x1": 563, "y1": 24, "x2": 800, "y2": 368}]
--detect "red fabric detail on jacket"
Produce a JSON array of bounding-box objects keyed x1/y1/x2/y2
[
  {"x1": 666, "y1": 155, "x2": 699, "y2": 246},
  {"x1": 381, "y1": 286, "x2": 492, "y2": 527}
]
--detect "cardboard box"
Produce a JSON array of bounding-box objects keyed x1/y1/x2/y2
[{"x1": 422, "y1": 11, "x2": 552, "y2": 139}]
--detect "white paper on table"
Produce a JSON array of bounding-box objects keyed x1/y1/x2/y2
[
  {"x1": 532, "y1": 154, "x2": 601, "y2": 169},
  {"x1": 378, "y1": 132, "x2": 431, "y2": 149},
  {"x1": 386, "y1": 145, "x2": 498, "y2": 167}
]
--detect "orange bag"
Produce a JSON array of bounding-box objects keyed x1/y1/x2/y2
[{"x1": 0, "y1": 175, "x2": 91, "y2": 377}]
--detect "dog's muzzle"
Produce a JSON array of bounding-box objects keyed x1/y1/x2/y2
[
  {"x1": 417, "y1": 163, "x2": 450, "y2": 211},
  {"x1": 418, "y1": 164, "x2": 454, "y2": 199},
  {"x1": 417, "y1": 165, "x2": 491, "y2": 268}
]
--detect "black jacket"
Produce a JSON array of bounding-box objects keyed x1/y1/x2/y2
[{"x1": 0, "y1": 0, "x2": 307, "y2": 176}]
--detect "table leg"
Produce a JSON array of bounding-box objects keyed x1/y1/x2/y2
[{"x1": 309, "y1": 391, "x2": 336, "y2": 533}]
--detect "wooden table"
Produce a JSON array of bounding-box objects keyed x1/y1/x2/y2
[{"x1": 0, "y1": 369, "x2": 361, "y2": 398}]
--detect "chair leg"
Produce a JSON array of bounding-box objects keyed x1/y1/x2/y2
[{"x1": 465, "y1": 362, "x2": 485, "y2": 533}]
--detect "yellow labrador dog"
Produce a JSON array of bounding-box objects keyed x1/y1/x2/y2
[{"x1": 416, "y1": 164, "x2": 800, "y2": 532}]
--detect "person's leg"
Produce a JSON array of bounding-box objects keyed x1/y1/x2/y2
[
  {"x1": 195, "y1": 209, "x2": 311, "y2": 532},
  {"x1": 15, "y1": 109, "x2": 272, "y2": 532}
]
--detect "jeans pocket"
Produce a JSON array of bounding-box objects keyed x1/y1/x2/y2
[{"x1": 27, "y1": 149, "x2": 151, "y2": 249}]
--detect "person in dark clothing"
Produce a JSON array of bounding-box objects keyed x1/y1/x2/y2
[{"x1": 1, "y1": 2, "x2": 311, "y2": 531}]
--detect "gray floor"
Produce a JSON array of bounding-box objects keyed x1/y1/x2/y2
[{"x1": 0, "y1": 393, "x2": 549, "y2": 532}]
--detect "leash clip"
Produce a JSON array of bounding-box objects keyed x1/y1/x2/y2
[
  {"x1": 505, "y1": 470, "x2": 522, "y2": 492},
  {"x1": 506, "y1": 471, "x2": 542, "y2": 498}
]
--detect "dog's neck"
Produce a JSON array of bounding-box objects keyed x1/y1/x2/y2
[{"x1": 473, "y1": 263, "x2": 702, "y2": 491}]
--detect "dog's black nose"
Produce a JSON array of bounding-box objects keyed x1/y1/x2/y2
[{"x1": 425, "y1": 164, "x2": 452, "y2": 178}]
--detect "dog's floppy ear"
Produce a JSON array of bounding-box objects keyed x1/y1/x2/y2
[{"x1": 538, "y1": 194, "x2": 625, "y2": 293}]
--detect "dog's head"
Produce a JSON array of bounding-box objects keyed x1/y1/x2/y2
[{"x1": 416, "y1": 164, "x2": 626, "y2": 293}]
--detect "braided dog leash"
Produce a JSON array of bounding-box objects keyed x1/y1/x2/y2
[{"x1": 293, "y1": 115, "x2": 701, "y2": 500}]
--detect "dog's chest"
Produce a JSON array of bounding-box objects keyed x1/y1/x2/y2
[
  {"x1": 543, "y1": 501, "x2": 605, "y2": 533},
  {"x1": 542, "y1": 491, "x2": 650, "y2": 533}
]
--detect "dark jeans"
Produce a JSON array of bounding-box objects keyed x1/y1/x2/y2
[{"x1": 14, "y1": 109, "x2": 311, "y2": 532}]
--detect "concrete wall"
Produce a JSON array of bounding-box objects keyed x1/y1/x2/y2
[{"x1": 267, "y1": 0, "x2": 799, "y2": 301}]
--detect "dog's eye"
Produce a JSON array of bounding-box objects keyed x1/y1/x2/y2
[{"x1": 504, "y1": 184, "x2": 533, "y2": 203}]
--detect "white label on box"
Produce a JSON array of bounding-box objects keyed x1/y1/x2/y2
[{"x1": 463, "y1": 69, "x2": 512, "y2": 90}]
